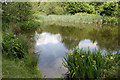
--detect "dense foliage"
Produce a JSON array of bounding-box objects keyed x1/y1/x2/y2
[
  {"x1": 2, "y1": 2, "x2": 33, "y2": 23},
  {"x1": 100, "y1": 2, "x2": 118, "y2": 17},
  {"x1": 39, "y1": 2, "x2": 64, "y2": 15},
  {"x1": 65, "y1": 2, "x2": 95, "y2": 14},
  {"x1": 39, "y1": 2, "x2": 118, "y2": 17},
  {"x1": 63, "y1": 48, "x2": 120, "y2": 78},
  {"x1": 66, "y1": 2, "x2": 118, "y2": 17}
]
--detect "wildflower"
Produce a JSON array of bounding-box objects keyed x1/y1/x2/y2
[
  {"x1": 76, "y1": 65, "x2": 79, "y2": 69},
  {"x1": 68, "y1": 54, "x2": 73, "y2": 56},
  {"x1": 93, "y1": 60, "x2": 96, "y2": 64},
  {"x1": 75, "y1": 58, "x2": 77, "y2": 61},
  {"x1": 76, "y1": 67, "x2": 78, "y2": 69},
  {"x1": 110, "y1": 56, "x2": 114, "y2": 60},
  {"x1": 70, "y1": 52, "x2": 72, "y2": 53},
  {"x1": 82, "y1": 55, "x2": 85, "y2": 58}
]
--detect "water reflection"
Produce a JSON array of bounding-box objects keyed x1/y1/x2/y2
[
  {"x1": 35, "y1": 32, "x2": 62, "y2": 46},
  {"x1": 21, "y1": 22, "x2": 119, "y2": 78},
  {"x1": 35, "y1": 32, "x2": 68, "y2": 78},
  {"x1": 78, "y1": 39, "x2": 98, "y2": 49},
  {"x1": 34, "y1": 24, "x2": 119, "y2": 78},
  {"x1": 36, "y1": 24, "x2": 119, "y2": 51},
  {"x1": 35, "y1": 31, "x2": 107, "y2": 78}
]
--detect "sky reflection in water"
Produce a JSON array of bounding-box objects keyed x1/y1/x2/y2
[{"x1": 35, "y1": 32, "x2": 98, "y2": 78}]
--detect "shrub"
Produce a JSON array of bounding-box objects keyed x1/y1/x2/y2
[
  {"x1": 63, "y1": 48, "x2": 120, "y2": 79},
  {"x1": 54, "y1": 6, "x2": 64, "y2": 15},
  {"x1": 103, "y1": 16, "x2": 118, "y2": 24},
  {"x1": 20, "y1": 19, "x2": 41, "y2": 29}
]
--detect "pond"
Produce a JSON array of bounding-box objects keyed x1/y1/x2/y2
[{"x1": 23, "y1": 22, "x2": 119, "y2": 78}]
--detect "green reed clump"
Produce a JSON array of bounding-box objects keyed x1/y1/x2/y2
[{"x1": 63, "y1": 48, "x2": 120, "y2": 79}]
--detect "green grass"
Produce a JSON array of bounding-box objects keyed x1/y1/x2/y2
[
  {"x1": 63, "y1": 48, "x2": 120, "y2": 79},
  {"x1": 2, "y1": 54, "x2": 41, "y2": 78}
]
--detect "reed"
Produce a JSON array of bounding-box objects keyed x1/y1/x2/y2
[{"x1": 35, "y1": 13, "x2": 118, "y2": 25}]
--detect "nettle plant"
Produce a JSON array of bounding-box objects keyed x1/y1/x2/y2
[{"x1": 2, "y1": 31, "x2": 28, "y2": 59}]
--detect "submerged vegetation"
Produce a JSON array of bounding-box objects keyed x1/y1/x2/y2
[{"x1": 63, "y1": 48, "x2": 120, "y2": 79}]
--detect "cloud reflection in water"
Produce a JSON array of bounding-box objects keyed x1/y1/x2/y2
[
  {"x1": 35, "y1": 32, "x2": 68, "y2": 78},
  {"x1": 35, "y1": 32, "x2": 99, "y2": 78}
]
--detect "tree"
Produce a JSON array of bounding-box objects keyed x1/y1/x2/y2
[
  {"x1": 65, "y1": 2, "x2": 95, "y2": 14},
  {"x1": 39, "y1": 2, "x2": 65, "y2": 15},
  {"x1": 100, "y1": 2, "x2": 118, "y2": 17}
]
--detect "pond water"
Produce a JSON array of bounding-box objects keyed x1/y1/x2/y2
[{"x1": 27, "y1": 23, "x2": 119, "y2": 78}]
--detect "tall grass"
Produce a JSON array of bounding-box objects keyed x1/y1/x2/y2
[
  {"x1": 63, "y1": 48, "x2": 120, "y2": 79},
  {"x1": 35, "y1": 13, "x2": 118, "y2": 25}
]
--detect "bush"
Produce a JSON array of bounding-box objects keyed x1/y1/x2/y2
[
  {"x1": 63, "y1": 48, "x2": 120, "y2": 79},
  {"x1": 65, "y1": 2, "x2": 95, "y2": 14},
  {"x1": 103, "y1": 16, "x2": 118, "y2": 24},
  {"x1": 54, "y1": 6, "x2": 64, "y2": 15},
  {"x1": 20, "y1": 19, "x2": 40, "y2": 29},
  {"x1": 100, "y1": 2, "x2": 118, "y2": 17},
  {"x1": 2, "y1": 30, "x2": 28, "y2": 59}
]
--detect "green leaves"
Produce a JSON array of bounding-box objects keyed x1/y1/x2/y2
[{"x1": 2, "y1": 31, "x2": 29, "y2": 59}]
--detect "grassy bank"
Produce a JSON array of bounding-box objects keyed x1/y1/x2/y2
[
  {"x1": 2, "y1": 54, "x2": 41, "y2": 78},
  {"x1": 34, "y1": 13, "x2": 118, "y2": 25},
  {"x1": 63, "y1": 48, "x2": 120, "y2": 79},
  {"x1": 2, "y1": 27, "x2": 41, "y2": 78}
]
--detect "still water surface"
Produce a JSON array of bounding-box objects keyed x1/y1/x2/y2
[{"x1": 33, "y1": 23, "x2": 118, "y2": 78}]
